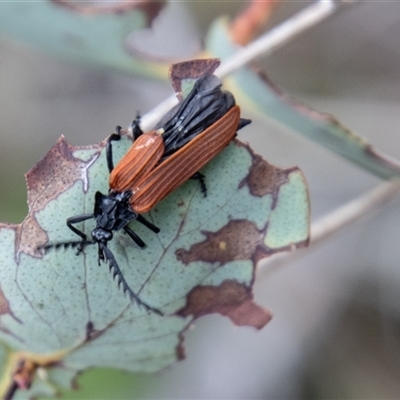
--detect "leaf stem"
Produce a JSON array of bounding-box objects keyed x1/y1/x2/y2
[
  {"x1": 141, "y1": 0, "x2": 353, "y2": 131},
  {"x1": 259, "y1": 180, "x2": 400, "y2": 277}
]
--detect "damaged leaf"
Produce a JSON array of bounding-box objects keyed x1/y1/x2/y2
[
  {"x1": 0, "y1": 132, "x2": 309, "y2": 397},
  {"x1": 0, "y1": 60, "x2": 309, "y2": 397}
]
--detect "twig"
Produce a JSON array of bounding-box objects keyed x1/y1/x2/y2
[
  {"x1": 216, "y1": 0, "x2": 338, "y2": 77},
  {"x1": 258, "y1": 180, "x2": 400, "y2": 278},
  {"x1": 141, "y1": 0, "x2": 351, "y2": 131}
]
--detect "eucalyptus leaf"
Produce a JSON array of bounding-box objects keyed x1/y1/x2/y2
[{"x1": 0, "y1": 131, "x2": 309, "y2": 396}]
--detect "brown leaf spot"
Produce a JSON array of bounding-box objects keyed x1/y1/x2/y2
[
  {"x1": 176, "y1": 333, "x2": 186, "y2": 361},
  {"x1": 26, "y1": 136, "x2": 100, "y2": 208},
  {"x1": 85, "y1": 321, "x2": 95, "y2": 341},
  {"x1": 176, "y1": 219, "x2": 263, "y2": 266},
  {"x1": 12, "y1": 358, "x2": 37, "y2": 390},
  {"x1": 16, "y1": 136, "x2": 101, "y2": 260},
  {"x1": 365, "y1": 144, "x2": 400, "y2": 177},
  {"x1": 15, "y1": 216, "x2": 48, "y2": 263},
  {"x1": 237, "y1": 144, "x2": 290, "y2": 206},
  {"x1": 0, "y1": 286, "x2": 19, "y2": 322},
  {"x1": 229, "y1": 298, "x2": 273, "y2": 329},
  {"x1": 0, "y1": 286, "x2": 23, "y2": 335},
  {"x1": 177, "y1": 280, "x2": 272, "y2": 329},
  {"x1": 170, "y1": 59, "x2": 221, "y2": 97}
]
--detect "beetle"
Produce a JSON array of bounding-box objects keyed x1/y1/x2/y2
[{"x1": 41, "y1": 74, "x2": 251, "y2": 315}]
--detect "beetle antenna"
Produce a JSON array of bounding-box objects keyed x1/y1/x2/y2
[
  {"x1": 38, "y1": 240, "x2": 95, "y2": 253},
  {"x1": 100, "y1": 244, "x2": 163, "y2": 316}
]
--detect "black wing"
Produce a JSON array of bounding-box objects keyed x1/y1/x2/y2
[{"x1": 154, "y1": 74, "x2": 236, "y2": 159}]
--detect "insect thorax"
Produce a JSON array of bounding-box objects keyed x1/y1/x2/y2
[{"x1": 93, "y1": 190, "x2": 137, "y2": 232}]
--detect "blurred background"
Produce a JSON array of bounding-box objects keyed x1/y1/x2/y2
[{"x1": 1, "y1": 0, "x2": 400, "y2": 398}]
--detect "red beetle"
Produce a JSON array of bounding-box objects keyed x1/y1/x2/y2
[{"x1": 42, "y1": 74, "x2": 251, "y2": 314}]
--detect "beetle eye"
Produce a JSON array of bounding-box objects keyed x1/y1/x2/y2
[{"x1": 105, "y1": 231, "x2": 113, "y2": 241}]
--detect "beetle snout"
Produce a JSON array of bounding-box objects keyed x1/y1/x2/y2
[{"x1": 92, "y1": 228, "x2": 113, "y2": 243}]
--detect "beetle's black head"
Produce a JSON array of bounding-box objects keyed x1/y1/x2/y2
[
  {"x1": 90, "y1": 227, "x2": 113, "y2": 264},
  {"x1": 91, "y1": 190, "x2": 138, "y2": 261},
  {"x1": 91, "y1": 227, "x2": 113, "y2": 244}
]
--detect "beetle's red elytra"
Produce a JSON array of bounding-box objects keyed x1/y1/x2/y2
[
  {"x1": 111, "y1": 105, "x2": 240, "y2": 214},
  {"x1": 109, "y1": 132, "x2": 164, "y2": 193}
]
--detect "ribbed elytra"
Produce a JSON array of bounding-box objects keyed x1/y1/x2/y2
[{"x1": 126, "y1": 106, "x2": 240, "y2": 214}]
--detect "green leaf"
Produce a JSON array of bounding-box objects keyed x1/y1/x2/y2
[
  {"x1": 0, "y1": 130, "x2": 309, "y2": 397},
  {"x1": 0, "y1": 0, "x2": 168, "y2": 77},
  {"x1": 206, "y1": 18, "x2": 400, "y2": 180}
]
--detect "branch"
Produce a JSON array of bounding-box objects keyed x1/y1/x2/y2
[
  {"x1": 141, "y1": 0, "x2": 353, "y2": 131},
  {"x1": 258, "y1": 180, "x2": 400, "y2": 278}
]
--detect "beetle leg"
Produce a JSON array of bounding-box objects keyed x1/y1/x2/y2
[
  {"x1": 38, "y1": 212, "x2": 94, "y2": 253},
  {"x1": 66, "y1": 213, "x2": 94, "y2": 254},
  {"x1": 131, "y1": 112, "x2": 144, "y2": 141},
  {"x1": 106, "y1": 130, "x2": 122, "y2": 173},
  {"x1": 136, "y1": 214, "x2": 160, "y2": 233},
  {"x1": 123, "y1": 226, "x2": 146, "y2": 248},
  {"x1": 100, "y1": 243, "x2": 163, "y2": 315},
  {"x1": 191, "y1": 172, "x2": 207, "y2": 197},
  {"x1": 66, "y1": 213, "x2": 93, "y2": 239}
]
